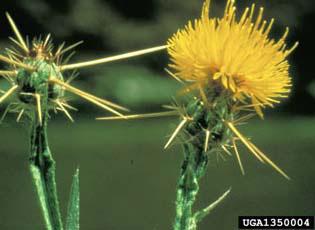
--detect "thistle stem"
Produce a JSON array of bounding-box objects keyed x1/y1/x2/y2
[
  {"x1": 174, "y1": 142, "x2": 208, "y2": 230},
  {"x1": 173, "y1": 95, "x2": 232, "y2": 230},
  {"x1": 29, "y1": 113, "x2": 63, "y2": 230}
]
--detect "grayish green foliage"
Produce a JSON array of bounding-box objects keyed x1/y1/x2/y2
[
  {"x1": 30, "y1": 165, "x2": 53, "y2": 230},
  {"x1": 66, "y1": 169, "x2": 80, "y2": 230},
  {"x1": 29, "y1": 117, "x2": 64, "y2": 230},
  {"x1": 193, "y1": 189, "x2": 231, "y2": 223}
]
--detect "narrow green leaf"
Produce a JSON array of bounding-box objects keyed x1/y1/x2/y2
[
  {"x1": 30, "y1": 118, "x2": 64, "y2": 230},
  {"x1": 66, "y1": 168, "x2": 80, "y2": 230},
  {"x1": 194, "y1": 188, "x2": 231, "y2": 223},
  {"x1": 30, "y1": 165, "x2": 53, "y2": 230}
]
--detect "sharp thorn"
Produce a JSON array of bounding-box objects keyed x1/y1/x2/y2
[
  {"x1": 0, "y1": 85, "x2": 18, "y2": 104},
  {"x1": 34, "y1": 94, "x2": 42, "y2": 126},
  {"x1": 59, "y1": 45, "x2": 168, "y2": 71},
  {"x1": 96, "y1": 111, "x2": 178, "y2": 120},
  {"x1": 204, "y1": 129, "x2": 210, "y2": 152},
  {"x1": 164, "y1": 118, "x2": 188, "y2": 149},
  {"x1": 232, "y1": 139, "x2": 245, "y2": 175},
  {"x1": 6, "y1": 12, "x2": 29, "y2": 53}
]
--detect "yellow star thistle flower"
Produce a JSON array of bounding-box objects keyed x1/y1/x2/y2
[
  {"x1": 98, "y1": 3, "x2": 297, "y2": 228},
  {"x1": 167, "y1": 0, "x2": 298, "y2": 117},
  {"x1": 98, "y1": 0, "x2": 295, "y2": 180}
]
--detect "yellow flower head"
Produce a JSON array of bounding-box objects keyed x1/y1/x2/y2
[{"x1": 167, "y1": 0, "x2": 298, "y2": 117}]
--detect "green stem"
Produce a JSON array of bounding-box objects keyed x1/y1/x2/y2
[
  {"x1": 29, "y1": 113, "x2": 63, "y2": 230},
  {"x1": 173, "y1": 95, "x2": 232, "y2": 230},
  {"x1": 174, "y1": 142, "x2": 208, "y2": 230}
]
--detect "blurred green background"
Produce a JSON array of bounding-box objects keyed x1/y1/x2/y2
[{"x1": 0, "y1": 0, "x2": 314, "y2": 229}]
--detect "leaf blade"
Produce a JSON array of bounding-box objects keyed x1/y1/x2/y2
[{"x1": 66, "y1": 168, "x2": 80, "y2": 230}]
